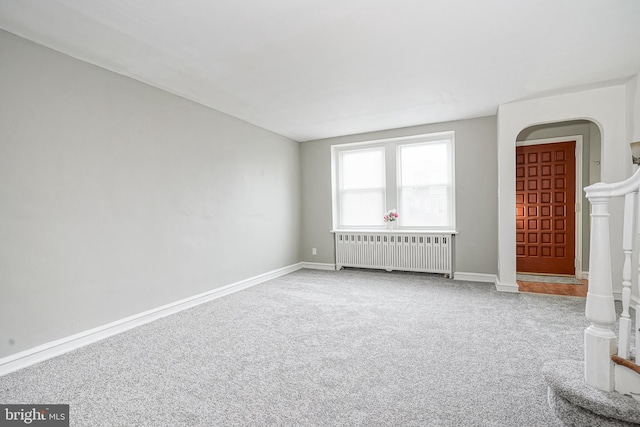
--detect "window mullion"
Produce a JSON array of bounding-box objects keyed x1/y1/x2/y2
[{"x1": 385, "y1": 143, "x2": 397, "y2": 214}]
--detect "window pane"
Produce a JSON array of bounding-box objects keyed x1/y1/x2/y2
[
  {"x1": 398, "y1": 140, "x2": 453, "y2": 228},
  {"x1": 400, "y1": 186, "x2": 450, "y2": 227},
  {"x1": 341, "y1": 190, "x2": 385, "y2": 227},
  {"x1": 338, "y1": 147, "x2": 385, "y2": 227},
  {"x1": 341, "y1": 148, "x2": 385, "y2": 190},
  {"x1": 400, "y1": 141, "x2": 448, "y2": 186}
]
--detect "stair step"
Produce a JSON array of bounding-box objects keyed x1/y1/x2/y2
[{"x1": 543, "y1": 359, "x2": 640, "y2": 426}]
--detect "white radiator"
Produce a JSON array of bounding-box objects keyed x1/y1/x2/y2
[{"x1": 334, "y1": 232, "x2": 454, "y2": 276}]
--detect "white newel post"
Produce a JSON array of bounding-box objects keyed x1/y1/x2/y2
[{"x1": 584, "y1": 183, "x2": 617, "y2": 391}]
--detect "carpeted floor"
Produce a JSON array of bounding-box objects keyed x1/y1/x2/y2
[{"x1": 0, "y1": 268, "x2": 592, "y2": 426}]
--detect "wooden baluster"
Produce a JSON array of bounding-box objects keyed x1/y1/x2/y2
[
  {"x1": 584, "y1": 183, "x2": 617, "y2": 391},
  {"x1": 618, "y1": 192, "x2": 636, "y2": 359}
]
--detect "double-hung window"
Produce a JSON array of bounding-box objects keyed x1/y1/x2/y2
[{"x1": 332, "y1": 132, "x2": 455, "y2": 231}]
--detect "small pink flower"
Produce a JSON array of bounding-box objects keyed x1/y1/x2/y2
[{"x1": 384, "y1": 209, "x2": 399, "y2": 222}]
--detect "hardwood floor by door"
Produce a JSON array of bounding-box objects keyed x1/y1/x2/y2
[{"x1": 517, "y1": 279, "x2": 588, "y2": 297}]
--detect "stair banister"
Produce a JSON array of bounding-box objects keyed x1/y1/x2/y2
[
  {"x1": 584, "y1": 167, "x2": 640, "y2": 392},
  {"x1": 595, "y1": 167, "x2": 640, "y2": 197},
  {"x1": 618, "y1": 191, "x2": 636, "y2": 359}
]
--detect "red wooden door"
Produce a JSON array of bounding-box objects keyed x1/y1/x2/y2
[{"x1": 516, "y1": 141, "x2": 576, "y2": 275}]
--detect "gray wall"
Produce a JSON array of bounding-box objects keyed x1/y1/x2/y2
[
  {"x1": 0, "y1": 30, "x2": 301, "y2": 358},
  {"x1": 516, "y1": 120, "x2": 602, "y2": 272},
  {"x1": 300, "y1": 116, "x2": 498, "y2": 275}
]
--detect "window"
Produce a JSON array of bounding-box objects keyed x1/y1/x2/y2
[
  {"x1": 332, "y1": 132, "x2": 455, "y2": 230},
  {"x1": 339, "y1": 147, "x2": 386, "y2": 227}
]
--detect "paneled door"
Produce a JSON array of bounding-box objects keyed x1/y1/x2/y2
[{"x1": 516, "y1": 141, "x2": 576, "y2": 275}]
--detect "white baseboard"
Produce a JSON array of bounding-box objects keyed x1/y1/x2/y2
[
  {"x1": 0, "y1": 263, "x2": 304, "y2": 377},
  {"x1": 494, "y1": 278, "x2": 520, "y2": 293},
  {"x1": 300, "y1": 262, "x2": 336, "y2": 271},
  {"x1": 453, "y1": 271, "x2": 520, "y2": 293},
  {"x1": 453, "y1": 272, "x2": 498, "y2": 283},
  {"x1": 454, "y1": 272, "x2": 517, "y2": 293},
  {"x1": 578, "y1": 270, "x2": 589, "y2": 280}
]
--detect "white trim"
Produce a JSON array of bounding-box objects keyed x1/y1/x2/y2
[
  {"x1": 455, "y1": 272, "x2": 521, "y2": 294},
  {"x1": 300, "y1": 262, "x2": 336, "y2": 270},
  {"x1": 0, "y1": 263, "x2": 303, "y2": 377},
  {"x1": 495, "y1": 278, "x2": 520, "y2": 293},
  {"x1": 516, "y1": 136, "x2": 584, "y2": 279},
  {"x1": 515, "y1": 135, "x2": 582, "y2": 148},
  {"x1": 330, "y1": 229, "x2": 458, "y2": 234},
  {"x1": 453, "y1": 272, "x2": 497, "y2": 283},
  {"x1": 329, "y1": 130, "x2": 456, "y2": 149},
  {"x1": 578, "y1": 270, "x2": 589, "y2": 280}
]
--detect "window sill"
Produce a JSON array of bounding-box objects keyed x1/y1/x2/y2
[{"x1": 330, "y1": 229, "x2": 458, "y2": 234}]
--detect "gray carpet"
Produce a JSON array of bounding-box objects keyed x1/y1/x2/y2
[{"x1": 0, "y1": 268, "x2": 592, "y2": 426}]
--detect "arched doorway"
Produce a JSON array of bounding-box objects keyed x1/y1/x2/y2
[
  {"x1": 514, "y1": 120, "x2": 601, "y2": 288},
  {"x1": 496, "y1": 84, "x2": 628, "y2": 294}
]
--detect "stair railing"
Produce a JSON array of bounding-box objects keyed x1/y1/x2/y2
[{"x1": 584, "y1": 167, "x2": 640, "y2": 392}]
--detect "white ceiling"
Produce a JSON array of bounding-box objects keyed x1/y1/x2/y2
[{"x1": 1, "y1": 0, "x2": 639, "y2": 142}]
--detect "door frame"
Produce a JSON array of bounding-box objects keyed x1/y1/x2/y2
[{"x1": 515, "y1": 135, "x2": 583, "y2": 278}]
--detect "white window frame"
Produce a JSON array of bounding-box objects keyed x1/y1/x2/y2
[{"x1": 331, "y1": 131, "x2": 456, "y2": 232}]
